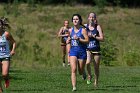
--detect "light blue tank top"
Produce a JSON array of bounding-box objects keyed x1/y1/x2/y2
[{"x1": 0, "y1": 32, "x2": 10, "y2": 58}]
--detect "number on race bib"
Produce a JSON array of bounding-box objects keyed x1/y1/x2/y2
[
  {"x1": 71, "y1": 40, "x2": 79, "y2": 46},
  {"x1": 88, "y1": 41, "x2": 96, "y2": 48},
  {"x1": 0, "y1": 45, "x2": 6, "y2": 52}
]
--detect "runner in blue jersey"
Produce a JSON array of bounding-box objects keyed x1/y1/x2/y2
[
  {"x1": 0, "y1": 17, "x2": 16, "y2": 92},
  {"x1": 66, "y1": 14, "x2": 89, "y2": 91},
  {"x1": 84, "y1": 13, "x2": 104, "y2": 87},
  {"x1": 58, "y1": 20, "x2": 71, "y2": 67}
]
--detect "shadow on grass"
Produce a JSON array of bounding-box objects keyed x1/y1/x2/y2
[
  {"x1": 10, "y1": 88, "x2": 46, "y2": 92},
  {"x1": 87, "y1": 88, "x2": 124, "y2": 91},
  {"x1": 106, "y1": 85, "x2": 137, "y2": 88},
  {"x1": 85, "y1": 85, "x2": 137, "y2": 92},
  {"x1": 9, "y1": 69, "x2": 29, "y2": 80},
  {"x1": 10, "y1": 69, "x2": 29, "y2": 74},
  {"x1": 0, "y1": 69, "x2": 26, "y2": 80},
  {"x1": 9, "y1": 76, "x2": 24, "y2": 81}
]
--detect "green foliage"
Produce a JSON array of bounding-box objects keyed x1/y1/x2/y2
[
  {"x1": 94, "y1": 0, "x2": 107, "y2": 14},
  {"x1": 27, "y1": 6, "x2": 37, "y2": 13},
  {"x1": 123, "y1": 49, "x2": 140, "y2": 66},
  {"x1": 101, "y1": 34, "x2": 118, "y2": 66},
  {"x1": 15, "y1": 26, "x2": 25, "y2": 39},
  {"x1": 16, "y1": 41, "x2": 28, "y2": 59},
  {"x1": 27, "y1": 0, "x2": 37, "y2": 8},
  {"x1": 3, "y1": 2, "x2": 20, "y2": 17},
  {"x1": 33, "y1": 42, "x2": 42, "y2": 61},
  {"x1": 13, "y1": 0, "x2": 18, "y2": 4},
  {"x1": 94, "y1": 0, "x2": 107, "y2": 8},
  {"x1": 14, "y1": 26, "x2": 29, "y2": 66},
  {"x1": 114, "y1": 0, "x2": 121, "y2": 6}
]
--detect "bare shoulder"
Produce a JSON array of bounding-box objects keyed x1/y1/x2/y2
[
  {"x1": 59, "y1": 27, "x2": 64, "y2": 33},
  {"x1": 69, "y1": 27, "x2": 72, "y2": 33},
  {"x1": 60, "y1": 27, "x2": 64, "y2": 30},
  {"x1": 82, "y1": 28, "x2": 87, "y2": 34},
  {"x1": 4, "y1": 31, "x2": 12, "y2": 40},
  {"x1": 97, "y1": 24, "x2": 101, "y2": 29},
  {"x1": 5, "y1": 31, "x2": 10, "y2": 37},
  {"x1": 97, "y1": 24, "x2": 103, "y2": 32}
]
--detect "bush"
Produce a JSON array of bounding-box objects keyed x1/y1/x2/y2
[
  {"x1": 123, "y1": 49, "x2": 140, "y2": 66},
  {"x1": 100, "y1": 34, "x2": 118, "y2": 66},
  {"x1": 3, "y1": 1, "x2": 20, "y2": 17}
]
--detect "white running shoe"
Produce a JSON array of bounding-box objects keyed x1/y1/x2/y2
[
  {"x1": 72, "y1": 87, "x2": 76, "y2": 91},
  {"x1": 63, "y1": 63, "x2": 66, "y2": 67},
  {"x1": 67, "y1": 63, "x2": 70, "y2": 66}
]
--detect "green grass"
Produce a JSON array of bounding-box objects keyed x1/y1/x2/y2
[{"x1": 1, "y1": 66, "x2": 139, "y2": 93}]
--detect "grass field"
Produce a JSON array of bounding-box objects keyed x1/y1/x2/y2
[{"x1": 1, "y1": 66, "x2": 139, "y2": 93}]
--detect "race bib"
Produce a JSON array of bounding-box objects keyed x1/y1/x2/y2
[
  {"x1": 0, "y1": 45, "x2": 6, "y2": 52},
  {"x1": 71, "y1": 40, "x2": 79, "y2": 46},
  {"x1": 88, "y1": 41, "x2": 96, "y2": 48}
]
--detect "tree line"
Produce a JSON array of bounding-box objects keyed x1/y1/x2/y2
[{"x1": 0, "y1": 0, "x2": 140, "y2": 7}]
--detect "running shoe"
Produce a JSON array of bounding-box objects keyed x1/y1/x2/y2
[
  {"x1": 87, "y1": 80, "x2": 91, "y2": 84},
  {"x1": 63, "y1": 63, "x2": 66, "y2": 67},
  {"x1": 94, "y1": 82, "x2": 98, "y2": 88},
  {"x1": 87, "y1": 76, "x2": 92, "y2": 84},
  {"x1": 5, "y1": 79, "x2": 10, "y2": 88},
  {"x1": 72, "y1": 87, "x2": 76, "y2": 91},
  {"x1": 67, "y1": 62, "x2": 70, "y2": 66},
  {"x1": 82, "y1": 73, "x2": 86, "y2": 80}
]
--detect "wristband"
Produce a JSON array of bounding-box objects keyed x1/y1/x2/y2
[
  {"x1": 78, "y1": 37, "x2": 80, "y2": 41},
  {"x1": 94, "y1": 35, "x2": 97, "y2": 38}
]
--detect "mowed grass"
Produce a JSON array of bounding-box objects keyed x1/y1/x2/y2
[{"x1": 1, "y1": 66, "x2": 140, "y2": 93}]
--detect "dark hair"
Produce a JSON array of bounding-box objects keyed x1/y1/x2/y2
[
  {"x1": 71, "y1": 14, "x2": 90, "y2": 30},
  {"x1": 72, "y1": 14, "x2": 82, "y2": 25},
  {"x1": 0, "y1": 17, "x2": 10, "y2": 29}
]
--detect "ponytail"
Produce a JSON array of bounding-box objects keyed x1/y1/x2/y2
[
  {"x1": 80, "y1": 23, "x2": 90, "y2": 31},
  {"x1": 0, "y1": 17, "x2": 11, "y2": 29}
]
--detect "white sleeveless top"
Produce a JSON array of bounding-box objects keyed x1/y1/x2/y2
[{"x1": 0, "y1": 32, "x2": 10, "y2": 58}]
